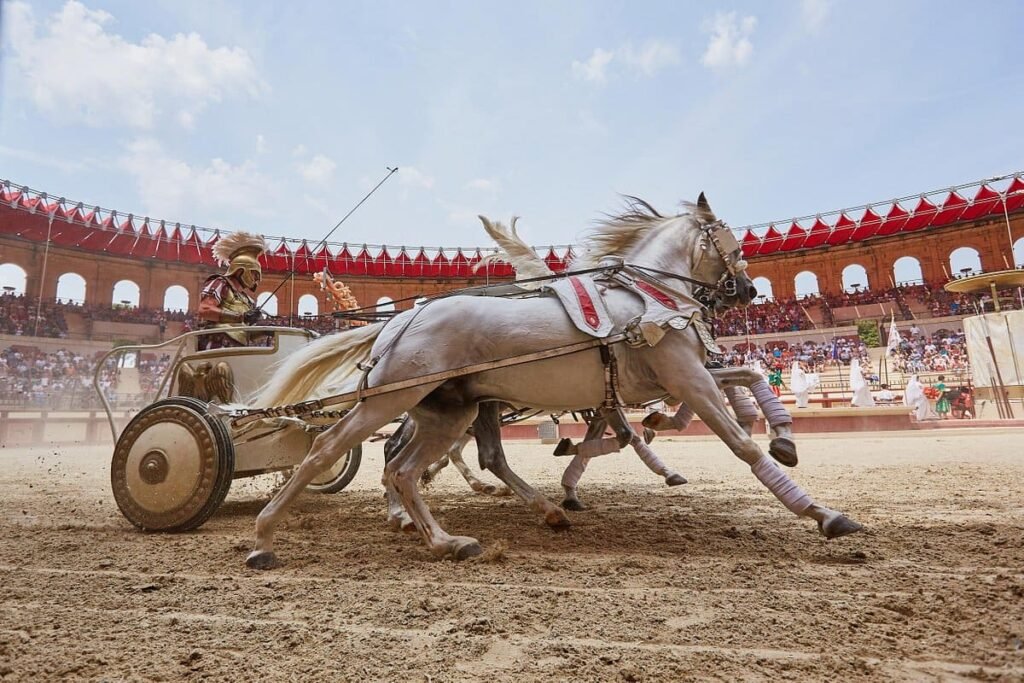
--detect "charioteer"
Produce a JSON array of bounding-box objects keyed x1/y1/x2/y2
[{"x1": 197, "y1": 232, "x2": 269, "y2": 351}]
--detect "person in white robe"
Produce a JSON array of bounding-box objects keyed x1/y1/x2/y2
[
  {"x1": 849, "y1": 357, "x2": 875, "y2": 407},
  {"x1": 791, "y1": 361, "x2": 811, "y2": 408},
  {"x1": 903, "y1": 375, "x2": 936, "y2": 420}
]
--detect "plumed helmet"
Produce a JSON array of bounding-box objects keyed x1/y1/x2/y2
[{"x1": 212, "y1": 232, "x2": 267, "y2": 289}]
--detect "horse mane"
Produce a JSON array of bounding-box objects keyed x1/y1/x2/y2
[{"x1": 573, "y1": 195, "x2": 697, "y2": 269}]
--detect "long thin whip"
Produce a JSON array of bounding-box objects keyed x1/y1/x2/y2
[{"x1": 257, "y1": 166, "x2": 398, "y2": 312}]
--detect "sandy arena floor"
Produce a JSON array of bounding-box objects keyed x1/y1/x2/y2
[{"x1": 1, "y1": 429, "x2": 1023, "y2": 681}]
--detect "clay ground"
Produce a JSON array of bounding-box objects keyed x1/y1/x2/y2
[{"x1": 1, "y1": 429, "x2": 1023, "y2": 682}]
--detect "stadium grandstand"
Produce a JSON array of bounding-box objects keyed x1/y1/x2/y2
[{"x1": 2, "y1": 173, "x2": 1024, "y2": 417}]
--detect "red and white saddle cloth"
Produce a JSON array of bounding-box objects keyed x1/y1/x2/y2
[
  {"x1": 545, "y1": 275, "x2": 617, "y2": 338},
  {"x1": 545, "y1": 272, "x2": 718, "y2": 353}
]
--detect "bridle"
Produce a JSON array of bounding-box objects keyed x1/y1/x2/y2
[{"x1": 624, "y1": 216, "x2": 749, "y2": 303}]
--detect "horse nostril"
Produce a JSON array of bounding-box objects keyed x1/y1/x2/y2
[{"x1": 748, "y1": 285, "x2": 758, "y2": 300}]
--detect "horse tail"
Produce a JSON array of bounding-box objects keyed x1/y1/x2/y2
[
  {"x1": 473, "y1": 216, "x2": 553, "y2": 287},
  {"x1": 250, "y1": 322, "x2": 385, "y2": 408}
]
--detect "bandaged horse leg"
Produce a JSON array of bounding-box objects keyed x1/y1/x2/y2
[
  {"x1": 473, "y1": 402, "x2": 570, "y2": 527},
  {"x1": 641, "y1": 402, "x2": 695, "y2": 432},
  {"x1": 385, "y1": 402, "x2": 485, "y2": 560},
  {"x1": 560, "y1": 410, "x2": 686, "y2": 510},
  {"x1": 629, "y1": 434, "x2": 687, "y2": 486},
  {"x1": 559, "y1": 416, "x2": 610, "y2": 511},
  {"x1": 711, "y1": 367, "x2": 798, "y2": 467},
  {"x1": 747, "y1": 378, "x2": 797, "y2": 467},
  {"x1": 248, "y1": 384, "x2": 438, "y2": 570},
  {"x1": 722, "y1": 386, "x2": 758, "y2": 436},
  {"x1": 655, "y1": 343, "x2": 861, "y2": 541}
]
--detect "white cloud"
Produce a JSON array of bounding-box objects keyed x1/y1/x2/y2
[
  {"x1": 572, "y1": 48, "x2": 615, "y2": 84},
  {"x1": 700, "y1": 12, "x2": 757, "y2": 70},
  {"x1": 572, "y1": 40, "x2": 680, "y2": 84},
  {"x1": 256, "y1": 134, "x2": 267, "y2": 153},
  {"x1": 120, "y1": 138, "x2": 273, "y2": 220},
  {"x1": 399, "y1": 167, "x2": 435, "y2": 189},
  {"x1": 4, "y1": 1, "x2": 267, "y2": 129},
  {"x1": 291, "y1": 144, "x2": 307, "y2": 157},
  {"x1": 801, "y1": 0, "x2": 831, "y2": 33},
  {"x1": 621, "y1": 40, "x2": 682, "y2": 76},
  {"x1": 465, "y1": 178, "x2": 498, "y2": 193},
  {"x1": 296, "y1": 154, "x2": 337, "y2": 185}
]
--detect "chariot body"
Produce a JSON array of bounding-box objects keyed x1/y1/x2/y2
[{"x1": 94, "y1": 325, "x2": 363, "y2": 532}]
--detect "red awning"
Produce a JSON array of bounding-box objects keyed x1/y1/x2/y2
[
  {"x1": 741, "y1": 230, "x2": 761, "y2": 257},
  {"x1": 351, "y1": 246, "x2": 374, "y2": 276},
  {"x1": 931, "y1": 191, "x2": 968, "y2": 228},
  {"x1": 386, "y1": 249, "x2": 414, "y2": 277},
  {"x1": 1004, "y1": 177, "x2": 1024, "y2": 213},
  {"x1": 802, "y1": 217, "x2": 830, "y2": 249},
  {"x1": 902, "y1": 197, "x2": 938, "y2": 232},
  {"x1": 756, "y1": 225, "x2": 783, "y2": 255},
  {"x1": 779, "y1": 221, "x2": 808, "y2": 252},
  {"x1": 826, "y1": 213, "x2": 856, "y2": 246},
  {"x1": 876, "y1": 202, "x2": 910, "y2": 236},
  {"x1": 959, "y1": 184, "x2": 1002, "y2": 222},
  {"x1": 849, "y1": 208, "x2": 882, "y2": 242},
  {"x1": 410, "y1": 248, "x2": 435, "y2": 277}
]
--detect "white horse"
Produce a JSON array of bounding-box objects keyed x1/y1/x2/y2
[
  {"x1": 246, "y1": 194, "x2": 861, "y2": 567},
  {"x1": 400, "y1": 217, "x2": 799, "y2": 512}
]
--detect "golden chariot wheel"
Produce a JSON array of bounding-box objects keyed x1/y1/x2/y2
[
  {"x1": 111, "y1": 396, "x2": 235, "y2": 532},
  {"x1": 304, "y1": 444, "x2": 363, "y2": 494}
]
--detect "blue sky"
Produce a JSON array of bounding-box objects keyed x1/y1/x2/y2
[{"x1": 2, "y1": 0, "x2": 1024, "y2": 254}]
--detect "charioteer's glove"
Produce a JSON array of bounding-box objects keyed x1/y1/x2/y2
[{"x1": 243, "y1": 309, "x2": 262, "y2": 325}]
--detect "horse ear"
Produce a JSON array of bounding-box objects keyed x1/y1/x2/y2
[{"x1": 697, "y1": 192, "x2": 710, "y2": 211}]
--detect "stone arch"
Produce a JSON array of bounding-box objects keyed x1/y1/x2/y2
[
  {"x1": 256, "y1": 292, "x2": 278, "y2": 316},
  {"x1": 0, "y1": 263, "x2": 28, "y2": 295},
  {"x1": 56, "y1": 272, "x2": 87, "y2": 304},
  {"x1": 1012, "y1": 237, "x2": 1024, "y2": 267},
  {"x1": 112, "y1": 279, "x2": 140, "y2": 308},
  {"x1": 751, "y1": 276, "x2": 774, "y2": 301},
  {"x1": 893, "y1": 256, "x2": 923, "y2": 286},
  {"x1": 376, "y1": 296, "x2": 396, "y2": 312},
  {"x1": 841, "y1": 264, "x2": 869, "y2": 293},
  {"x1": 794, "y1": 270, "x2": 820, "y2": 298},
  {"x1": 163, "y1": 285, "x2": 190, "y2": 312},
  {"x1": 949, "y1": 246, "x2": 982, "y2": 277},
  {"x1": 297, "y1": 294, "x2": 319, "y2": 317}
]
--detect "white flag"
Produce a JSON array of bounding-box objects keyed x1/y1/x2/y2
[{"x1": 886, "y1": 312, "x2": 900, "y2": 356}]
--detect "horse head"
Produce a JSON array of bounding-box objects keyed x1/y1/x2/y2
[{"x1": 690, "y1": 192, "x2": 757, "y2": 307}]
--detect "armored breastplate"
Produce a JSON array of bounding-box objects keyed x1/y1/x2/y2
[{"x1": 206, "y1": 277, "x2": 256, "y2": 344}]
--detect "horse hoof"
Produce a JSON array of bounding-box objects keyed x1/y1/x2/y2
[
  {"x1": 480, "y1": 483, "x2": 498, "y2": 495},
  {"x1": 561, "y1": 498, "x2": 586, "y2": 511},
  {"x1": 818, "y1": 514, "x2": 864, "y2": 540},
  {"x1": 643, "y1": 427, "x2": 656, "y2": 444},
  {"x1": 665, "y1": 473, "x2": 688, "y2": 487},
  {"x1": 545, "y1": 508, "x2": 572, "y2": 528},
  {"x1": 245, "y1": 550, "x2": 279, "y2": 570},
  {"x1": 641, "y1": 411, "x2": 666, "y2": 430},
  {"x1": 553, "y1": 438, "x2": 575, "y2": 457},
  {"x1": 451, "y1": 539, "x2": 483, "y2": 561},
  {"x1": 768, "y1": 437, "x2": 798, "y2": 467}
]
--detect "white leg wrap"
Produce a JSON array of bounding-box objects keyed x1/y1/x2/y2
[
  {"x1": 560, "y1": 454, "x2": 589, "y2": 489},
  {"x1": 575, "y1": 436, "x2": 621, "y2": 459},
  {"x1": 751, "y1": 455, "x2": 813, "y2": 516},
  {"x1": 629, "y1": 434, "x2": 670, "y2": 477},
  {"x1": 669, "y1": 403, "x2": 695, "y2": 430}
]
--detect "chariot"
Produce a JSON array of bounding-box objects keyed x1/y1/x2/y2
[{"x1": 93, "y1": 325, "x2": 363, "y2": 532}]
